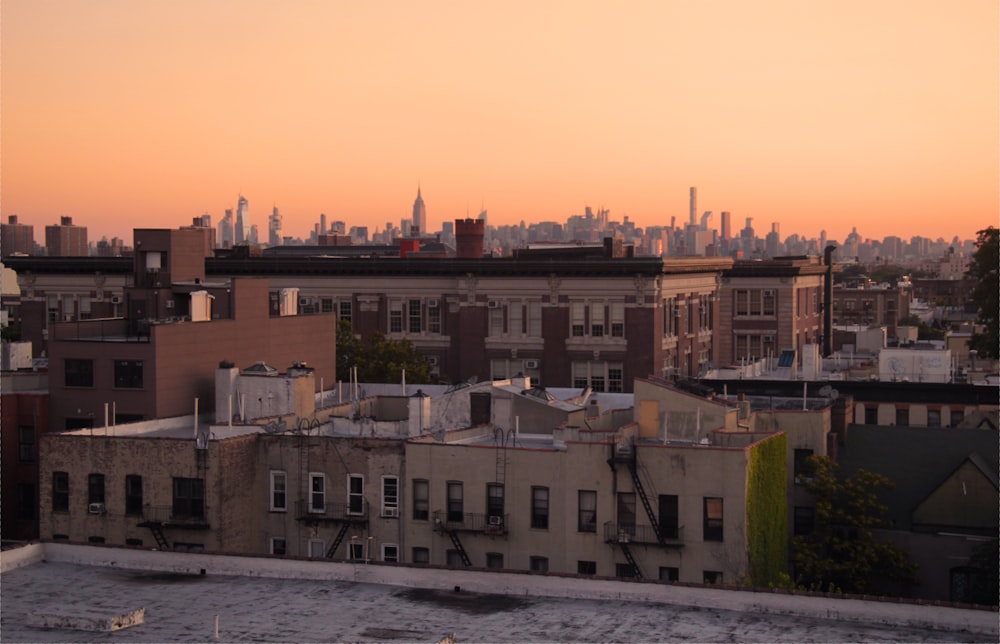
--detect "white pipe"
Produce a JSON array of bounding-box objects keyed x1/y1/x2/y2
[
  {"x1": 104, "y1": 403, "x2": 109, "y2": 432},
  {"x1": 802, "y1": 382, "x2": 807, "y2": 410},
  {"x1": 402, "y1": 369, "x2": 406, "y2": 396},
  {"x1": 228, "y1": 395, "x2": 232, "y2": 428},
  {"x1": 338, "y1": 380, "x2": 342, "y2": 404},
  {"x1": 194, "y1": 398, "x2": 199, "y2": 438},
  {"x1": 112, "y1": 401, "x2": 116, "y2": 426}
]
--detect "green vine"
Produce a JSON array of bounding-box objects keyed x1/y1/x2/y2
[{"x1": 746, "y1": 433, "x2": 788, "y2": 586}]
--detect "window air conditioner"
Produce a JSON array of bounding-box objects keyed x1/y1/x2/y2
[
  {"x1": 166, "y1": 300, "x2": 175, "y2": 309},
  {"x1": 762, "y1": 289, "x2": 775, "y2": 297},
  {"x1": 111, "y1": 295, "x2": 123, "y2": 304},
  {"x1": 487, "y1": 300, "x2": 501, "y2": 309},
  {"x1": 428, "y1": 356, "x2": 439, "y2": 366},
  {"x1": 488, "y1": 515, "x2": 503, "y2": 526},
  {"x1": 88, "y1": 503, "x2": 106, "y2": 514},
  {"x1": 427, "y1": 300, "x2": 439, "y2": 308},
  {"x1": 524, "y1": 359, "x2": 539, "y2": 369},
  {"x1": 383, "y1": 507, "x2": 399, "y2": 518}
]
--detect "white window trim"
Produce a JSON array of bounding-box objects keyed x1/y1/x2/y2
[
  {"x1": 381, "y1": 543, "x2": 399, "y2": 563},
  {"x1": 308, "y1": 472, "x2": 326, "y2": 513},
  {"x1": 269, "y1": 470, "x2": 287, "y2": 512},
  {"x1": 269, "y1": 537, "x2": 287, "y2": 555},
  {"x1": 308, "y1": 538, "x2": 325, "y2": 559},
  {"x1": 381, "y1": 475, "x2": 399, "y2": 517},
  {"x1": 347, "y1": 473, "x2": 365, "y2": 516}
]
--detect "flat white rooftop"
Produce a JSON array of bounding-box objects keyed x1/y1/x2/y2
[{"x1": 1, "y1": 544, "x2": 994, "y2": 643}]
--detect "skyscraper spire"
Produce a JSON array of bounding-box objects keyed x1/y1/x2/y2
[{"x1": 412, "y1": 185, "x2": 426, "y2": 235}]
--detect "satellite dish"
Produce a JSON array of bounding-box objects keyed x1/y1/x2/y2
[{"x1": 818, "y1": 385, "x2": 839, "y2": 400}]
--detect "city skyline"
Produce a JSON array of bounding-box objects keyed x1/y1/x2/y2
[{"x1": 2, "y1": 1, "x2": 996, "y2": 244}]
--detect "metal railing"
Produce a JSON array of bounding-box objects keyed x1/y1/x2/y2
[
  {"x1": 603, "y1": 521, "x2": 683, "y2": 545},
  {"x1": 137, "y1": 504, "x2": 209, "y2": 528},
  {"x1": 296, "y1": 499, "x2": 368, "y2": 521},
  {"x1": 432, "y1": 510, "x2": 509, "y2": 535}
]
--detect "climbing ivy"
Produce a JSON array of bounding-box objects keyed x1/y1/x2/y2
[{"x1": 746, "y1": 433, "x2": 788, "y2": 586}]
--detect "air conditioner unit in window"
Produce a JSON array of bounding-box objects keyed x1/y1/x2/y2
[
  {"x1": 383, "y1": 507, "x2": 399, "y2": 518},
  {"x1": 299, "y1": 297, "x2": 310, "y2": 306},
  {"x1": 762, "y1": 289, "x2": 775, "y2": 297},
  {"x1": 427, "y1": 300, "x2": 439, "y2": 308},
  {"x1": 111, "y1": 295, "x2": 123, "y2": 304},
  {"x1": 487, "y1": 300, "x2": 501, "y2": 309},
  {"x1": 428, "y1": 356, "x2": 439, "y2": 366},
  {"x1": 524, "y1": 359, "x2": 539, "y2": 369},
  {"x1": 165, "y1": 300, "x2": 175, "y2": 309},
  {"x1": 763, "y1": 335, "x2": 774, "y2": 342},
  {"x1": 488, "y1": 515, "x2": 503, "y2": 526},
  {"x1": 88, "y1": 503, "x2": 106, "y2": 514}
]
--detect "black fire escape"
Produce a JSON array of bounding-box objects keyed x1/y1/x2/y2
[{"x1": 294, "y1": 500, "x2": 369, "y2": 559}]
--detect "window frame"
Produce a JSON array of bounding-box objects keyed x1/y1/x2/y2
[
  {"x1": 172, "y1": 477, "x2": 205, "y2": 520},
  {"x1": 309, "y1": 472, "x2": 326, "y2": 513},
  {"x1": 18, "y1": 426, "x2": 35, "y2": 462},
  {"x1": 578, "y1": 490, "x2": 597, "y2": 533},
  {"x1": 52, "y1": 471, "x2": 70, "y2": 512},
  {"x1": 270, "y1": 537, "x2": 287, "y2": 556},
  {"x1": 270, "y1": 470, "x2": 287, "y2": 512},
  {"x1": 703, "y1": 497, "x2": 724, "y2": 542},
  {"x1": 113, "y1": 359, "x2": 144, "y2": 389},
  {"x1": 412, "y1": 479, "x2": 429, "y2": 521},
  {"x1": 347, "y1": 474, "x2": 365, "y2": 516},
  {"x1": 65, "y1": 358, "x2": 94, "y2": 388},
  {"x1": 530, "y1": 486, "x2": 549, "y2": 530},
  {"x1": 381, "y1": 475, "x2": 399, "y2": 517},
  {"x1": 88, "y1": 473, "x2": 106, "y2": 505},
  {"x1": 125, "y1": 474, "x2": 143, "y2": 516},
  {"x1": 446, "y1": 481, "x2": 464, "y2": 523}
]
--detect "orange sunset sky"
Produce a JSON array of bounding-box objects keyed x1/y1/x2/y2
[{"x1": 2, "y1": 0, "x2": 997, "y2": 246}]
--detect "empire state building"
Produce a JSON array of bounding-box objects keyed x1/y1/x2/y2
[{"x1": 412, "y1": 187, "x2": 426, "y2": 235}]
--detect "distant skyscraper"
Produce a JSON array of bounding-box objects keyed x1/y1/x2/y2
[
  {"x1": 269, "y1": 207, "x2": 283, "y2": 246},
  {"x1": 1, "y1": 215, "x2": 35, "y2": 257},
  {"x1": 44, "y1": 216, "x2": 88, "y2": 256},
  {"x1": 235, "y1": 195, "x2": 249, "y2": 243},
  {"x1": 249, "y1": 224, "x2": 259, "y2": 245},
  {"x1": 720, "y1": 211, "x2": 731, "y2": 241},
  {"x1": 219, "y1": 210, "x2": 234, "y2": 248},
  {"x1": 320, "y1": 213, "x2": 327, "y2": 236},
  {"x1": 412, "y1": 187, "x2": 426, "y2": 234},
  {"x1": 689, "y1": 187, "x2": 697, "y2": 227}
]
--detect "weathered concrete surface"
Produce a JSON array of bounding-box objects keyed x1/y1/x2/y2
[
  {"x1": 26, "y1": 607, "x2": 144, "y2": 632},
  {"x1": 0, "y1": 543, "x2": 995, "y2": 643}
]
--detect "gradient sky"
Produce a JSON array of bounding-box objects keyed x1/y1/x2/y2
[{"x1": 3, "y1": 0, "x2": 997, "y2": 245}]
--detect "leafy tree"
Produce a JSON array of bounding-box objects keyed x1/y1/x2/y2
[
  {"x1": 1, "y1": 324, "x2": 21, "y2": 341},
  {"x1": 963, "y1": 538, "x2": 999, "y2": 606},
  {"x1": 791, "y1": 455, "x2": 917, "y2": 595},
  {"x1": 967, "y1": 227, "x2": 999, "y2": 358},
  {"x1": 336, "y1": 319, "x2": 435, "y2": 384},
  {"x1": 896, "y1": 315, "x2": 946, "y2": 341}
]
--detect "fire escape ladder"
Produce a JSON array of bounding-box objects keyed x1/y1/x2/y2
[
  {"x1": 629, "y1": 460, "x2": 666, "y2": 547},
  {"x1": 619, "y1": 541, "x2": 643, "y2": 579},
  {"x1": 446, "y1": 529, "x2": 472, "y2": 567},
  {"x1": 146, "y1": 522, "x2": 170, "y2": 549},
  {"x1": 494, "y1": 428, "x2": 509, "y2": 487},
  {"x1": 326, "y1": 523, "x2": 351, "y2": 559}
]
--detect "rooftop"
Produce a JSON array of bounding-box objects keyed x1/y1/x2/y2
[{"x1": 1, "y1": 544, "x2": 994, "y2": 643}]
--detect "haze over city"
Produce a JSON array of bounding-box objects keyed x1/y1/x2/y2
[{"x1": 2, "y1": 0, "x2": 997, "y2": 244}]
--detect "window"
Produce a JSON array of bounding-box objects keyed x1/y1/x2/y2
[
  {"x1": 735, "y1": 290, "x2": 749, "y2": 316},
  {"x1": 309, "y1": 473, "x2": 326, "y2": 513},
  {"x1": 659, "y1": 567, "x2": 679, "y2": 582},
  {"x1": 577, "y1": 561, "x2": 596, "y2": 575},
  {"x1": 412, "y1": 547, "x2": 430, "y2": 564},
  {"x1": 113, "y1": 360, "x2": 144, "y2": 389},
  {"x1": 172, "y1": 477, "x2": 205, "y2": 519},
  {"x1": 610, "y1": 302, "x2": 624, "y2": 337},
  {"x1": 270, "y1": 471, "x2": 287, "y2": 511},
  {"x1": 487, "y1": 483, "x2": 504, "y2": 522},
  {"x1": 389, "y1": 301, "x2": 403, "y2": 333},
  {"x1": 527, "y1": 301, "x2": 542, "y2": 337},
  {"x1": 616, "y1": 563, "x2": 639, "y2": 578},
  {"x1": 794, "y1": 449, "x2": 814, "y2": 484},
  {"x1": 864, "y1": 406, "x2": 878, "y2": 424},
  {"x1": 950, "y1": 409, "x2": 965, "y2": 427},
  {"x1": 529, "y1": 556, "x2": 549, "y2": 573},
  {"x1": 591, "y1": 303, "x2": 605, "y2": 337},
  {"x1": 446, "y1": 550, "x2": 465, "y2": 567},
  {"x1": 52, "y1": 472, "x2": 69, "y2": 512},
  {"x1": 927, "y1": 409, "x2": 941, "y2": 427},
  {"x1": 608, "y1": 366, "x2": 623, "y2": 393},
  {"x1": 427, "y1": 302, "x2": 440, "y2": 333},
  {"x1": 703, "y1": 570, "x2": 723, "y2": 585},
  {"x1": 531, "y1": 487, "x2": 549, "y2": 529},
  {"x1": 17, "y1": 483, "x2": 35, "y2": 520},
  {"x1": 793, "y1": 506, "x2": 815, "y2": 536},
  {"x1": 88, "y1": 536, "x2": 106, "y2": 544},
  {"x1": 413, "y1": 479, "x2": 429, "y2": 520},
  {"x1": 339, "y1": 300, "x2": 352, "y2": 324},
  {"x1": 571, "y1": 302, "x2": 585, "y2": 336},
  {"x1": 762, "y1": 290, "x2": 776, "y2": 316},
  {"x1": 703, "y1": 497, "x2": 724, "y2": 541},
  {"x1": 270, "y1": 538, "x2": 287, "y2": 556},
  {"x1": 125, "y1": 475, "x2": 143, "y2": 515},
  {"x1": 65, "y1": 358, "x2": 94, "y2": 387},
  {"x1": 447, "y1": 482, "x2": 464, "y2": 523},
  {"x1": 658, "y1": 495, "x2": 679, "y2": 539},
  {"x1": 486, "y1": 552, "x2": 504, "y2": 569},
  {"x1": 321, "y1": 298, "x2": 334, "y2": 313},
  {"x1": 578, "y1": 490, "x2": 597, "y2": 532},
  {"x1": 489, "y1": 304, "x2": 505, "y2": 337},
  {"x1": 88, "y1": 473, "x2": 105, "y2": 505},
  {"x1": 509, "y1": 301, "x2": 523, "y2": 336},
  {"x1": 408, "y1": 299, "x2": 421, "y2": 333},
  {"x1": 311, "y1": 539, "x2": 327, "y2": 559},
  {"x1": 895, "y1": 407, "x2": 909, "y2": 427},
  {"x1": 381, "y1": 476, "x2": 399, "y2": 516},
  {"x1": 382, "y1": 544, "x2": 399, "y2": 563},
  {"x1": 347, "y1": 474, "x2": 365, "y2": 515},
  {"x1": 18, "y1": 426, "x2": 34, "y2": 462}
]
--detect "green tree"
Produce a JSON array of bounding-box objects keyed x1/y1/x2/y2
[
  {"x1": 1, "y1": 324, "x2": 21, "y2": 341},
  {"x1": 336, "y1": 319, "x2": 435, "y2": 384},
  {"x1": 967, "y1": 227, "x2": 999, "y2": 358},
  {"x1": 791, "y1": 455, "x2": 917, "y2": 595}
]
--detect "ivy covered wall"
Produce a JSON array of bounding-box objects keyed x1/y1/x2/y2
[{"x1": 746, "y1": 432, "x2": 788, "y2": 586}]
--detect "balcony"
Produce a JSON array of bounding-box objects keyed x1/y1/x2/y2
[
  {"x1": 136, "y1": 504, "x2": 210, "y2": 530},
  {"x1": 603, "y1": 522, "x2": 684, "y2": 547},
  {"x1": 295, "y1": 499, "x2": 368, "y2": 523},
  {"x1": 432, "y1": 510, "x2": 510, "y2": 536}
]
